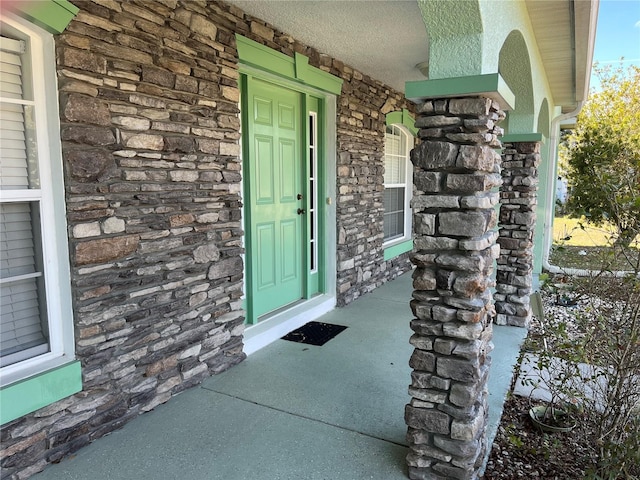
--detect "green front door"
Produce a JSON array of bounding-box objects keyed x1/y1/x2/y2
[{"x1": 245, "y1": 77, "x2": 305, "y2": 320}]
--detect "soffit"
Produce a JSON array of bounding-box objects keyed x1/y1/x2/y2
[
  {"x1": 226, "y1": 0, "x2": 430, "y2": 93},
  {"x1": 526, "y1": 0, "x2": 598, "y2": 112}
]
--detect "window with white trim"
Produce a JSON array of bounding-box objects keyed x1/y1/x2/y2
[
  {"x1": 1, "y1": 15, "x2": 75, "y2": 386},
  {"x1": 308, "y1": 111, "x2": 318, "y2": 273},
  {"x1": 383, "y1": 124, "x2": 413, "y2": 245}
]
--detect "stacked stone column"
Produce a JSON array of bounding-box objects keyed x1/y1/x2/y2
[
  {"x1": 495, "y1": 141, "x2": 540, "y2": 327},
  {"x1": 406, "y1": 97, "x2": 504, "y2": 480}
]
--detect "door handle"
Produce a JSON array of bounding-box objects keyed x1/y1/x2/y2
[{"x1": 297, "y1": 208, "x2": 306, "y2": 215}]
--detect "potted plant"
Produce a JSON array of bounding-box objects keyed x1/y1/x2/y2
[
  {"x1": 523, "y1": 353, "x2": 582, "y2": 433},
  {"x1": 522, "y1": 286, "x2": 585, "y2": 433},
  {"x1": 528, "y1": 400, "x2": 578, "y2": 433}
]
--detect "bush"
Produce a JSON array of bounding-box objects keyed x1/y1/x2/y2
[{"x1": 535, "y1": 272, "x2": 640, "y2": 479}]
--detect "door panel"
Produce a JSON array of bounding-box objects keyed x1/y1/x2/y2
[
  {"x1": 247, "y1": 78, "x2": 304, "y2": 319},
  {"x1": 280, "y1": 219, "x2": 299, "y2": 281},
  {"x1": 278, "y1": 104, "x2": 296, "y2": 130},
  {"x1": 254, "y1": 97, "x2": 273, "y2": 125},
  {"x1": 255, "y1": 135, "x2": 274, "y2": 204},
  {"x1": 256, "y1": 222, "x2": 276, "y2": 289},
  {"x1": 279, "y1": 139, "x2": 297, "y2": 202}
]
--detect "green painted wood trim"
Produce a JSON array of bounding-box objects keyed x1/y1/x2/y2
[
  {"x1": 10, "y1": 0, "x2": 79, "y2": 34},
  {"x1": 294, "y1": 52, "x2": 343, "y2": 95},
  {"x1": 239, "y1": 73, "x2": 256, "y2": 325},
  {"x1": 501, "y1": 133, "x2": 545, "y2": 143},
  {"x1": 1, "y1": 361, "x2": 82, "y2": 425},
  {"x1": 384, "y1": 240, "x2": 413, "y2": 261},
  {"x1": 236, "y1": 35, "x2": 342, "y2": 95},
  {"x1": 237, "y1": 35, "x2": 296, "y2": 79},
  {"x1": 386, "y1": 111, "x2": 403, "y2": 126},
  {"x1": 386, "y1": 109, "x2": 418, "y2": 136},
  {"x1": 406, "y1": 73, "x2": 515, "y2": 111}
]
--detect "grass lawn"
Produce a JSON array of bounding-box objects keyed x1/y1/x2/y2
[
  {"x1": 552, "y1": 216, "x2": 617, "y2": 246},
  {"x1": 549, "y1": 216, "x2": 639, "y2": 271}
]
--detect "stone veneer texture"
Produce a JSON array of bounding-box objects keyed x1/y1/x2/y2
[
  {"x1": 406, "y1": 97, "x2": 504, "y2": 480},
  {"x1": 0, "y1": 1, "x2": 414, "y2": 478},
  {"x1": 495, "y1": 141, "x2": 540, "y2": 328}
]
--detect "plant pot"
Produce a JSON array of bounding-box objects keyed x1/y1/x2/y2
[{"x1": 529, "y1": 405, "x2": 577, "y2": 433}]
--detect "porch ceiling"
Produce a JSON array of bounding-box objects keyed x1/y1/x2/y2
[
  {"x1": 226, "y1": 0, "x2": 430, "y2": 92},
  {"x1": 228, "y1": 0, "x2": 598, "y2": 112},
  {"x1": 526, "y1": 0, "x2": 599, "y2": 112}
]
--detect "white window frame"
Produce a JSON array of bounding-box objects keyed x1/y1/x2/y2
[
  {"x1": 308, "y1": 111, "x2": 318, "y2": 274},
  {"x1": 383, "y1": 124, "x2": 413, "y2": 247},
  {"x1": 1, "y1": 14, "x2": 75, "y2": 387}
]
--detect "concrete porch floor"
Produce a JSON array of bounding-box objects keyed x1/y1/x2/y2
[{"x1": 33, "y1": 272, "x2": 526, "y2": 480}]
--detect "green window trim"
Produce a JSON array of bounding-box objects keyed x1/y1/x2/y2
[
  {"x1": 406, "y1": 73, "x2": 515, "y2": 112},
  {"x1": 235, "y1": 34, "x2": 343, "y2": 95},
  {"x1": 386, "y1": 109, "x2": 418, "y2": 137},
  {"x1": 1, "y1": 361, "x2": 82, "y2": 425},
  {"x1": 384, "y1": 239, "x2": 413, "y2": 261},
  {"x1": 501, "y1": 133, "x2": 545, "y2": 144},
  {"x1": 9, "y1": 0, "x2": 78, "y2": 34}
]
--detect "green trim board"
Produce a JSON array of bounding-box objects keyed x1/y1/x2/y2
[
  {"x1": 10, "y1": 0, "x2": 79, "y2": 34},
  {"x1": 386, "y1": 109, "x2": 418, "y2": 137},
  {"x1": 405, "y1": 73, "x2": 515, "y2": 111},
  {"x1": 384, "y1": 240, "x2": 413, "y2": 261},
  {"x1": 501, "y1": 133, "x2": 544, "y2": 143},
  {"x1": 236, "y1": 35, "x2": 343, "y2": 95},
  {"x1": 1, "y1": 361, "x2": 82, "y2": 425}
]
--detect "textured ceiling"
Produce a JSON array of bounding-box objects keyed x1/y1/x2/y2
[
  {"x1": 228, "y1": 0, "x2": 597, "y2": 111},
  {"x1": 227, "y1": 0, "x2": 430, "y2": 92}
]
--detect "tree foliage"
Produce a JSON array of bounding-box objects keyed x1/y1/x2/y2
[{"x1": 566, "y1": 64, "x2": 640, "y2": 246}]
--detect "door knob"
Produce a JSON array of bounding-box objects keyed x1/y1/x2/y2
[
  {"x1": 297, "y1": 193, "x2": 303, "y2": 200},
  {"x1": 297, "y1": 208, "x2": 306, "y2": 215}
]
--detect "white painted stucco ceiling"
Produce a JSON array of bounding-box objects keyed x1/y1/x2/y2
[{"x1": 226, "y1": 0, "x2": 430, "y2": 92}]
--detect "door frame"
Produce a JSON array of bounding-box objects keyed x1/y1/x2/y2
[{"x1": 236, "y1": 35, "x2": 341, "y2": 354}]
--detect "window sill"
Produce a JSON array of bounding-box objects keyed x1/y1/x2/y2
[
  {"x1": 0, "y1": 360, "x2": 82, "y2": 425},
  {"x1": 383, "y1": 239, "x2": 413, "y2": 261}
]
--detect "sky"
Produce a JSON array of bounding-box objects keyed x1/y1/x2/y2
[{"x1": 590, "y1": 0, "x2": 640, "y2": 86}]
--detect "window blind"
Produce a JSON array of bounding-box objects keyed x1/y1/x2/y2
[
  {"x1": 384, "y1": 187, "x2": 405, "y2": 240},
  {"x1": 0, "y1": 35, "x2": 48, "y2": 365},
  {"x1": 0, "y1": 37, "x2": 30, "y2": 190}
]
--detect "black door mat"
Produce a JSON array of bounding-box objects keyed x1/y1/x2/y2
[{"x1": 281, "y1": 321, "x2": 348, "y2": 346}]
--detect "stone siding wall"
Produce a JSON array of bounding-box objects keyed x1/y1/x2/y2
[
  {"x1": 0, "y1": 1, "x2": 413, "y2": 478},
  {"x1": 334, "y1": 63, "x2": 415, "y2": 305}
]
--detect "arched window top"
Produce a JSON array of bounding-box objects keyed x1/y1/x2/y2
[{"x1": 385, "y1": 109, "x2": 418, "y2": 137}]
